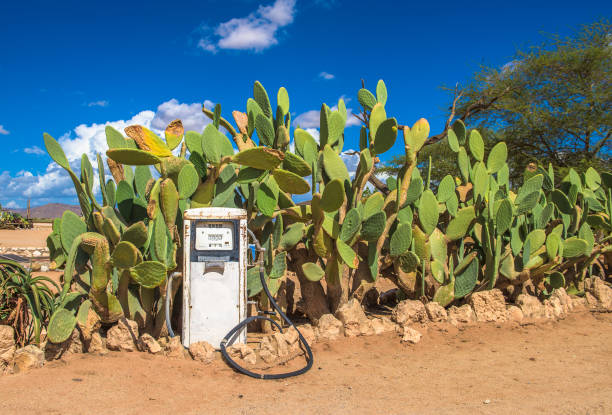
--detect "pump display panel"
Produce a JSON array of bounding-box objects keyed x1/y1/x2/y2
[{"x1": 194, "y1": 222, "x2": 234, "y2": 250}]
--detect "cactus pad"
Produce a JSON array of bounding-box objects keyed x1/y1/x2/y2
[
  {"x1": 454, "y1": 256, "x2": 479, "y2": 299},
  {"x1": 320, "y1": 179, "x2": 345, "y2": 212},
  {"x1": 106, "y1": 148, "x2": 162, "y2": 165},
  {"x1": 418, "y1": 190, "x2": 439, "y2": 236},
  {"x1": 232, "y1": 147, "x2": 284, "y2": 170},
  {"x1": 129, "y1": 261, "x2": 167, "y2": 288},
  {"x1": 390, "y1": 223, "x2": 412, "y2": 257},
  {"x1": 111, "y1": 240, "x2": 141, "y2": 269},
  {"x1": 47, "y1": 308, "x2": 77, "y2": 344},
  {"x1": 302, "y1": 262, "x2": 325, "y2": 282},
  {"x1": 272, "y1": 169, "x2": 310, "y2": 195},
  {"x1": 373, "y1": 117, "x2": 398, "y2": 155},
  {"x1": 362, "y1": 211, "x2": 386, "y2": 242}
]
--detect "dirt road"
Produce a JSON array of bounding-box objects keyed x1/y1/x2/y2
[
  {"x1": 0, "y1": 223, "x2": 51, "y2": 248},
  {"x1": 2, "y1": 311, "x2": 611, "y2": 415}
]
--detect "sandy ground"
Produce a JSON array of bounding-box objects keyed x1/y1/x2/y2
[
  {"x1": 2, "y1": 312, "x2": 611, "y2": 415},
  {"x1": 0, "y1": 223, "x2": 52, "y2": 248}
]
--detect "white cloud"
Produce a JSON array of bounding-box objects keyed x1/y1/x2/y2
[
  {"x1": 294, "y1": 110, "x2": 320, "y2": 129},
  {"x1": 0, "y1": 125, "x2": 9, "y2": 135},
  {"x1": 151, "y1": 99, "x2": 212, "y2": 133},
  {"x1": 319, "y1": 72, "x2": 335, "y2": 80},
  {"x1": 198, "y1": 0, "x2": 296, "y2": 53},
  {"x1": 3, "y1": 200, "x2": 19, "y2": 209},
  {"x1": 0, "y1": 99, "x2": 213, "y2": 207},
  {"x1": 86, "y1": 100, "x2": 109, "y2": 107},
  {"x1": 24, "y1": 146, "x2": 45, "y2": 155}
]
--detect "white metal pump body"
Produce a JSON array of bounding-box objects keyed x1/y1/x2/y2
[{"x1": 182, "y1": 208, "x2": 248, "y2": 349}]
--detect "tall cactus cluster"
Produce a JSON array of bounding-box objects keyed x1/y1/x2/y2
[{"x1": 43, "y1": 80, "x2": 611, "y2": 338}]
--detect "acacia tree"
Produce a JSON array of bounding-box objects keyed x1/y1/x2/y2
[{"x1": 382, "y1": 20, "x2": 611, "y2": 185}]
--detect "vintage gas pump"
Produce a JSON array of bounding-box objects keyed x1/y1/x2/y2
[
  {"x1": 180, "y1": 207, "x2": 247, "y2": 349},
  {"x1": 166, "y1": 207, "x2": 313, "y2": 379}
]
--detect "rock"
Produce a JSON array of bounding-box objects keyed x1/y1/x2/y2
[
  {"x1": 77, "y1": 307, "x2": 101, "y2": 343},
  {"x1": 13, "y1": 345, "x2": 44, "y2": 373},
  {"x1": 584, "y1": 292, "x2": 599, "y2": 308},
  {"x1": 30, "y1": 262, "x2": 42, "y2": 272},
  {"x1": 401, "y1": 327, "x2": 422, "y2": 344},
  {"x1": 370, "y1": 317, "x2": 396, "y2": 334},
  {"x1": 447, "y1": 304, "x2": 476, "y2": 326},
  {"x1": 189, "y1": 341, "x2": 216, "y2": 363},
  {"x1": 271, "y1": 332, "x2": 289, "y2": 358},
  {"x1": 590, "y1": 278, "x2": 612, "y2": 309},
  {"x1": 40, "y1": 265, "x2": 49, "y2": 272},
  {"x1": 551, "y1": 288, "x2": 573, "y2": 313},
  {"x1": 335, "y1": 299, "x2": 372, "y2": 337},
  {"x1": 295, "y1": 324, "x2": 315, "y2": 345},
  {"x1": 425, "y1": 302, "x2": 448, "y2": 322},
  {"x1": 507, "y1": 305, "x2": 524, "y2": 322},
  {"x1": 138, "y1": 334, "x2": 162, "y2": 354},
  {"x1": 516, "y1": 294, "x2": 546, "y2": 319},
  {"x1": 87, "y1": 332, "x2": 106, "y2": 354},
  {"x1": 32, "y1": 250, "x2": 42, "y2": 257},
  {"x1": 283, "y1": 326, "x2": 299, "y2": 348},
  {"x1": 165, "y1": 336, "x2": 189, "y2": 359},
  {"x1": 470, "y1": 289, "x2": 508, "y2": 322},
  {"x1": 570, "y1": 296, "x2": 588, "y2": 311},
  {"x1": 314, "y1": 314, "x2": 344, "y2": 341},
  {"x1": 0, "y1": 325, "x2": 16, "y2": 370},
  {"x1": 259, "y1": 336, "x2": 277, "y2": 364},
  {"x1": 392, "y1": 300, "x2": 428, "y2": 326},
  {"x1": 544, "y1": 296, "x2": 565, "y2": 319},
  {"x1": 227, "y1": 343, "x2": 256, "y2": 365},
  {"x1": 106, "y1": 318, "x2": 139, "y2": 352},
  {"x1": 45, "y1": 328, "x2": 83, "y2": 360}
]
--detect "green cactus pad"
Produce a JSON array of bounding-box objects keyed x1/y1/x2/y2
[
  {"x1": 436, "y1": 175, "x2": 455, "y2": 202},
  {"x1": 185, "y1": 131, "x2": 203, "y2": 154},
  {"x1": 429, "y1": 228, "x2": 447, "y2": 264},
  {"x1": 302, "y1": 262, "x2": 325, "y2": 282},
  {"x1": 472, "y1": 162, "x2": 489, "y2": 200},
  {"x1": 357, "y1": 88, "x2": 377, "y2": 110},
  {"x1": 202, "y1": 124, "x2": 234, "y2": 165},
  {"x1": 253, "y1": 81, "x2": 273, "y2": 118},
  {"x1": 322, "y1": 144, "x2": 350, "y2": 182},
  {"x1": 578, "y1": 222, "x2": 595, "y2": 255},
  {"x1": 545, "y1": 272, "x2": 565, "y2": 290},
  {"x1": 486, "y1": 142, "x2": 507, "y2": 173},
  {"x1": 373, "y1": 117, "x2": 398, "y2": 155},
  {"x1": 550, "y1": 189, "x2": 574, "y2": 215},
  {"x1": 129, "y1": 261, "x2": 167, "y2": 288},
  {"x1": 269, "y1": 252, "x2": 287, "y2": 279},
  {"x1": 364, "y1": 193, "x2": 385, "y2": 219},
  {"x1": 418, "y1": 190, "x2": 439, "y2": 236},
  {"x1": 457, "y1": 146, "x2": 470, "y2": 183},
  {"x1": 336, "y1": 239, "x2": 357, "y2": 269},
  {"x1": 105, "y1": 126, "x2": 128, "y2": 149},
  {"x1": 277, "y1": 86, "x2": 290, "y2": 115},
  {"x1": 106, "y1": 148, "x2": 162, "y2": 165},
  {"x1": 376, "y1": 79, "x2": 388, "y2": 105},
  {"x1": 525, "y1": 229, "x2": 546, "y2": 254},
  {"x1": 121, "y1": 221, "x2": 148, "y2": 248},
  {"x1": 398, "y1": 250, "x2": 420, "y2": 273},
  {"x1": 280, "y1": 223, "x2": 305, "y2": 251},
  {"x1": 271, "y1": 169, "x2": 310, "y2": 195},
  {"x1": 468, "y1": 130, "x2": 484, "y2": 161},
  {"x1": 257, "y1": 182, "x2": 278, "y2": 217},
  {"x1": 412, "y1": 225, "x2": 430, "y2": 261},
  {"x1": 406, "y1": 118, "x2": 430, "y2": 153},
  {"x1": 111, "y1": 240, "x2": 141, "y2": 269},
  {"x1": 390, "y1": 222, "x2": 412, "y2": 257},
  {"x1": 47, "y1": 308, "x2": 77, "y2": 344},
  {"x1": 516, "y1": 174, "x2": 544, "y2": 202},
  {"x1": 454, "y1": 256, "x2": 479, "y2": 299},
  {"x1": 397, "y1": 206, "x2": 413, "y2": 224},
  {"x1": 431, "y1": 259, "x2": 446, "y2": 284},
  {"x1": 327, "y1": 112, "x2": 345, "y2": 146},
  {"x1": 177, "y1": 164, "x2": 199, "y2": 199},
  {"x1": 546, "y1": 233, "x2": 562, "y2": 258},
  {"x1": 362, "y1": 211, "x2": 386, "y2": 242},
  {"x1": 320, "y1": 179, "x2": 345, "y2": 212},
  {"x1": 340, "y1": 208, "x2": 361, "y2": 242},
  {"x1": 43, "y1": 133, "x2": 71, "y2": 170},
  {"x1": 495, "y1": 199, "x2": 514, "y2": 235},
  {"x1": 447, "y1": 129, "x2": 460, "y2": 152},
  {"x1": 433, "y1": 281, "x2": 455, "y2": 307},
  {"x1": 369, "y1": 103, "x2": 387, "y2": 141},
  {"x1": 232, "y1": 146, "x2": 284, "y2": 170},
  {"x1": 562, "y1": 237, "x2": 588, "y2": 258},
  {"x1": 160, "y1": 178, "x2": 179, "y2": 227},
  {"x1": 405, "y1": 174, "x2": 424, "y2": 204},
  {"x1": 283, "y1": 152, "x2": 312, "y2": 176},
  {"x1": 446, "y1": 206, "x2": 475, "y2": 240},
  {"x1": 60, "y1": 210, "x2": 87, "y2": 253}
]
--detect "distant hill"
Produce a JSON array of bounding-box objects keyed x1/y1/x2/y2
[{"x1": 6, "y1": 203, "x2": 81, "y2": 219}]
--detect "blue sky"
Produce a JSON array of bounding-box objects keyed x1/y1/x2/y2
[{"x1": 0, "y1": 0, "x2": 609, "y2": 208}]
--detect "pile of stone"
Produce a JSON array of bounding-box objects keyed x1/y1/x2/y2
[
  {"x1": 0, "y1": 246, "x2": 49, "y2": 259},
  {"x1": 1, "y1": 277, "x2": 611, "y2": 374}
]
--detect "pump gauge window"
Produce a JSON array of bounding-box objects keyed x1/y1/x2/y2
[{"x1": 195, "y1": 222, "x2": 234, "y2": 250}]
